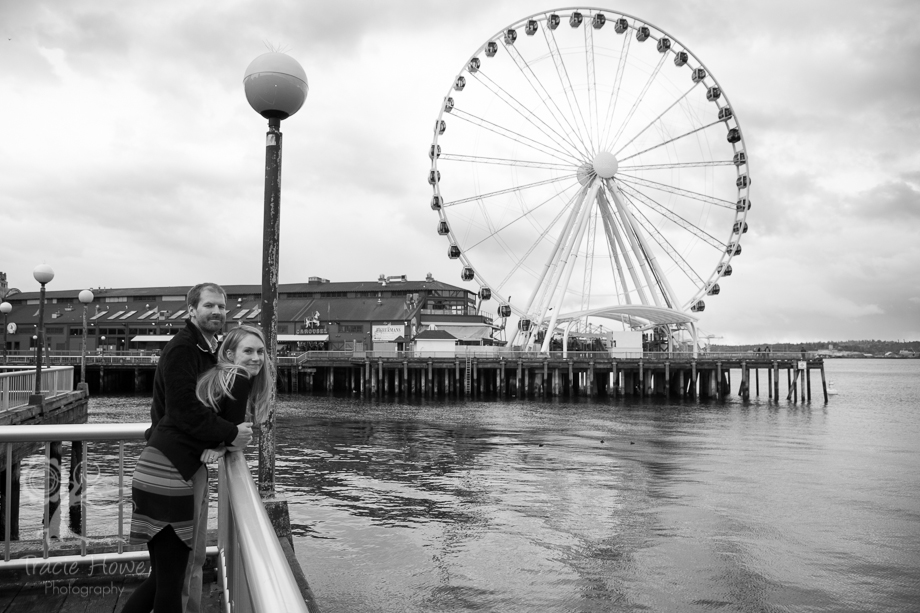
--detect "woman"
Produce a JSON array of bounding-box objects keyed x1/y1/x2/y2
[{"x1": 122, "y1": 325, "x2": 274, "y2": 613}]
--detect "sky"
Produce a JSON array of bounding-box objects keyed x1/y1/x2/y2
[{"x1": 1, "y1": 0, "x2": 918, "y2": 344}]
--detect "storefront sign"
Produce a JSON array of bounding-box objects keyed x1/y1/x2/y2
[{"x1": 372, "y1": 324, "x2": 404, "y2": 342}]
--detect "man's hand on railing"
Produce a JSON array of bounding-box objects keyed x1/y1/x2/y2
[
  {"x1": 227, "y1": 422, "x2": 253, "y2": 451},
  {"x1": 201, "y1": 445, "x2": 227, "y2": 463}
]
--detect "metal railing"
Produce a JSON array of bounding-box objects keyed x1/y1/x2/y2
[
  {"x1": 218, "y1": 450, "x2": 309, "y2": 613},
  {"x1": 0, "y1": 423, "x2": 308, "y2": 612},
  {"x1": 297, "y1": 350, "x2": 817, "y2": 361},
  {"x1": 0, "y1": 366, "x2": 75, "y2": 411}
]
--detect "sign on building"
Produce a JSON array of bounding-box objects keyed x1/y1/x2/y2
[{"x1": 372, "y1": 324, "x2": 404, "y2": 342}]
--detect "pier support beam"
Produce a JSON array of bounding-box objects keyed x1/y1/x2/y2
[
  {"x1": 68, "y1": 441, "x2": 84, "y2": 535},
  {"x1": 820, "y1": 364, "x2": 828, "y2": 402},
  {"x1": 45, "y1": 441, "x2": 62, "y2": 540},
  {"x1": 1, "y1": 461, "x2": 21, "y2": 541}
]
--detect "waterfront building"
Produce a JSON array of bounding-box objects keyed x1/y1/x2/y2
[{"x1": 0, "y1": 273, "x2": 497, "y2": 353}]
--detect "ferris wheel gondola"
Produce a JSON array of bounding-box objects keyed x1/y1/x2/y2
[{"x1": 429, "y1": 8, "x2": 750, "y2": 351}]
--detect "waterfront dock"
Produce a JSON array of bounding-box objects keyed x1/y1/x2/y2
[
  {"x1": 287, "y1": 351, "x2": 828, "y2": 403},
  {"x1": 6, "y1": 351, "x2": 829, "y2": 403}
]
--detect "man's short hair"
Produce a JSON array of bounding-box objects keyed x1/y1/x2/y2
[{"x1": 187, "y1": 283, "x2": 226, "y2": 309}]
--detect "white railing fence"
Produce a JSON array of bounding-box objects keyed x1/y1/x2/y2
[
  {"x1": 0, "y1": 366, "x2": 75, "y2": 412},
  {"x1": 0, "y1": 423, "x2": 309, "y2": 612}
]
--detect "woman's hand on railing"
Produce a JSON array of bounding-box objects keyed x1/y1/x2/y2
[
  {"x1": 201, "y1": 445, "x2": 227, "y2": 463},
  {"x1": 227, "y1": 422, "x2": 253, "y2": 452}
]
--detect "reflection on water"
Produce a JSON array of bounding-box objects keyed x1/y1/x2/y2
[{"x1": 19, "y1": 359, "x2": 920, "y2": 612}]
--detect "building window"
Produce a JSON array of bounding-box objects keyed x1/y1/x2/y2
[
  {"x1": 105, "y1": 297, "x2": 127, "y2": 303},
  {"x1": 340, "y1": 325, "x2": 363, "y2": 333},
  {"x1": 161, "y1": 295, "x2": 186, "y2": 302}
]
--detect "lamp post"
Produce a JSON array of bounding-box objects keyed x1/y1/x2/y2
[
  {"x1": 32, "y1": 264, "x2": 54, "y2": 396},
  {"x1": 1, "y1": 301, "x2": 11, "y2": 364},
  {"x1": 244, "y1": 51, "x2": 308, "y2": 495},
  {"x1": 78, "y1": 290, "x2": 94, "y2": 384}
]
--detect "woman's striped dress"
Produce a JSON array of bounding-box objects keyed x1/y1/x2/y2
[{"x1": 128, "y1": 447, "x2": 196, "y2": 547}]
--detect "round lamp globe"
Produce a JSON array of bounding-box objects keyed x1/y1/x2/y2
[
  {"x1": 33, "y1": 264, "x2": 54, "y2": 285},
  {"x1": 243, "y1": 52, "x2": 308, "y2": 119}
]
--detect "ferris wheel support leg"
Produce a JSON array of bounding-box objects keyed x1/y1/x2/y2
[
  {"x1": 531, "y1": 184, "x2": 591, "y2": 337},
  {"x1": 562, "y1": 320, "x2": 576, "y2": 358},
  {"x1": 516, "y1": 184, "x2": 590, "y2": 349},
  {"x1": 607, "y1": 181, "x2": 681, "y2": 310},
  {"x1": 688, "y1": 322, "x2": 699, "y2": 359},
  {"x1": 598, "y1": 204, "x2": 632, "y2": 307},
  {"x1": 541, "y1": 180, "x2": 601, "y2": 353},
  {"x1": 606, "y1": 182, "x2": 663, "y2": 307},
  {"x1": 598, "y1": 189, "x2": 647, "y2": 305}
]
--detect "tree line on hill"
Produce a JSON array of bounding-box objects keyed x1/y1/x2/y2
[{"x1": 711, "y1": 340, "x2": 920, "y2": 356}]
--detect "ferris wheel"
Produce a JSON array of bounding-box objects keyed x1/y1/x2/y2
[{"x1": 429, "y1": 8, "x2": 750, "y2": 351}]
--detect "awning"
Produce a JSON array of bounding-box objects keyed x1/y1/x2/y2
[
  {"x1": 278, "y1": 334, "x2": 329, "y2": 342},
  {"x1": 131, "y1": 335, "x2": 176, "y2": 342},
  {"x1": 432, "y1": 326, "x2": 493, "y2": 342}
]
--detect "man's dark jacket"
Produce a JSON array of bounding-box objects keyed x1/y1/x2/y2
[{"x1": 146, "y1": 319, "x2": 239, "y2": 480}]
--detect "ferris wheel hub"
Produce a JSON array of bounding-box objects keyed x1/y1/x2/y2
[{"x1": 593, "y1": 151, "x2": 619, "y2": 179}]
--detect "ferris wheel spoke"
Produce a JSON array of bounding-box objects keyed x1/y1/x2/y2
[
  {"x1": 584, "y1": 23, "x2": 599, "y2": 152},
  {"x1": 599, "y1": 31, "x2": 631, "y2": 149},
  {"x1": 615, "y1": 173, "x2": 736, "y2": 209},
  {"x1": 504, "y1": 44, "x2": 593, "y2": 160},
  {"x1": 465, "y1": 181, "x2": 582, "y2": 251},
  {"x1": 494, "y1": 190, "x2": 583, "y2": 292},
  {"x1": 613, "y1": 84, "x2": 698, "y2": 158},
  {"x1": 618, "y1": 119, "x2": 724, "y2": 163},
  {"x1": 618, "y1": 160, "x2": 734, "y2": 171},
  {"x1": 443, "y1": 174, "x2": 577, "y2": 207},
  {"x1": 452, "y1": 108, "x2": 581, "y2": 165},
  {"x1": 542, "y1": 25, "x2": 595, "y2": 154},
  {"x1": 439, "y1": 153, "x2": 574, "y2": 172},
  {"x1": 616, "y1": 181, "x2": 726, "y2": 249},
  {"x1": 618, "y1": 188, "x2": 706, "y2": 288},
  {"x1": 606, "y1": 53, "x2": 668, "y2": 153},
  {"x1": 471, "y1": 70, "x2": 588, "y2": 161}
]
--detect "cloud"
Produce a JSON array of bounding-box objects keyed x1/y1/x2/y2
[{"x1": 1, "y1": 0, "x2": 919, "y2": 342}]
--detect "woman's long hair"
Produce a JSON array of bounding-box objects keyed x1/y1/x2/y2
[{"x1": 196, "y1": 325, "x2": 275, "y2": 422}]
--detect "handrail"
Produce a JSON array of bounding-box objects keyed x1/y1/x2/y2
[
  {"x1": 0, "y1": 422, "x2": 309, "y2": 611},
  {"x1": 219, "y1": 451, "x2": 309, "y2": 613},
  {"x1": 300, "y1": 350, "x2": 818, "y2": 361},
  {"x1": 0, "y1": 366, "x2": 75, "y2": 411}
]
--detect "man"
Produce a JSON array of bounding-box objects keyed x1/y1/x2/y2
[{"x1": 148, "y1": 282, "x2": 252, "y2": 613}]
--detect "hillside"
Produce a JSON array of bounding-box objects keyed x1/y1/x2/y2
[{"x1": 711, "y1": 340, "x2": 920, "y2": 357}]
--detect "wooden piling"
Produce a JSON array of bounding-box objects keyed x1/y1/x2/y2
[
  {"x1": 806, "y1": 366, "x2": 811, "y2": 402},
  {"x1": 820, "y1": 363, "x2": 828, "y2": 402},
  {"x1": 68, "y1": 440, "x2": 84, "y2": 535}
]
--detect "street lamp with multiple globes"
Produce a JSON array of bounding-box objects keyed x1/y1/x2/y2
[
  {"x1": 1, "y1": 301, "x2": 11, "y2": 364},
  {"x1": 78, "y1": 290, "x2": 94, "y2": 384},
  {"x1": 32, "y1": 264, "x2": 54, "y2": 396},
  {"x1": 243, "y1": 51, "x2": 308, "y2": 494}
]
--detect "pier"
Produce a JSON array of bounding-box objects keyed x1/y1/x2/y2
[
  {"x1": 287, "y1": 351, "x2": 828, "y2": 403},
  {"x1": 4, "y1": 350, "x2": 829, "y2": 403}
]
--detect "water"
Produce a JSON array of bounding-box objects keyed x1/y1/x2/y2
[{"x1": 19, "y1": 359, "x2": 920, "y2": 611}]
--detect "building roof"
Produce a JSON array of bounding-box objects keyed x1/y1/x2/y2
[
  {"x1": 414, "y1": 329, "x2": 457, "y2": 341},
  {"x1": 6, "y1": 278, "x2": 471, "y2": 302}
]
